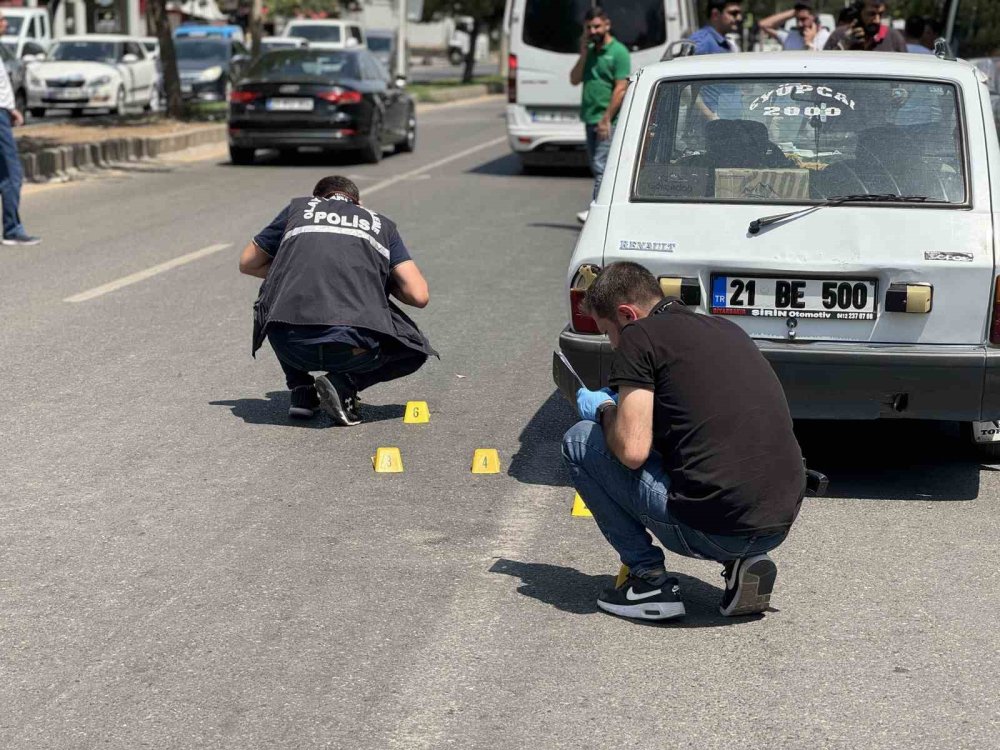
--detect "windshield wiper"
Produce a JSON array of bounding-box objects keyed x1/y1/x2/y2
[{"x1": 748, "y1": 194, "x2": 930, "y2": 235}]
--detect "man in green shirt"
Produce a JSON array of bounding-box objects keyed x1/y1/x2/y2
[{"x1": 570, "y1": 5, "x2": 631, "y2": 223}]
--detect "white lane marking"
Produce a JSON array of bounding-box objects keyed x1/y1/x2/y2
[
  {"x1": 65, "y1": 134, "x2": 507, "y2": 303},
  {"x1": 64, "y1": 243, "x2": 232, "y2": 303},
  {"x1": 363, "y1": 135, "x2": 506, "y2": 197}
]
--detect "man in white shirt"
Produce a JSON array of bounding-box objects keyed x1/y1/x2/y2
[
  {"x1": 759, "y1": 2, "x2": 830, "y2": 51},
  {"x1": 0, "y1": 10, "x2": 39, "y2": 246}
]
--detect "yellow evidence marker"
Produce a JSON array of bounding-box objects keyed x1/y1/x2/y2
[
  {"x1": 403, "y1": 401, "x2": 430, "y2": 424},
  {"x1": 471, "y1": 448, "x2": 501, "y2": 474},
  {"x1": 372, "y1": 447, "x2": 404, "y2": 473},
  {"x1": 615, "y1": 565, "x2": 630, "y2": 588},
  {"x1": 571, "y1": 493, "x2": 593, "y2": 517}
]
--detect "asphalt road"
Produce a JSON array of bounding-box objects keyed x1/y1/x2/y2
[{"x1": 2, "y1": 98, "x2": 998, "y2": 750}]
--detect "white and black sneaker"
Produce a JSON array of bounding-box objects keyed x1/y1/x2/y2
[
  {"x1": 719, "y1": 554, "x2": 777, "y2": 616},
  {"x1": 596, "y1": 573, "x2": 685, "y2": 621},
  {"x1": 314, "y1": 374, "x2": 362, "y2": 426}
]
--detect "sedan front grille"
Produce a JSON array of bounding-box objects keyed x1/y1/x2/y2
[{"x1": 46, "y1": 79, "x2": 86, "y2": 88}]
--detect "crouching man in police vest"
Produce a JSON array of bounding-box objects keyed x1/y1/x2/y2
[
  {"x1": 239, "y1": 176, "x2": 437, "y2": 426},
  {"x1": 562, "y1": 262, "x2": 805, "y2": 621}
]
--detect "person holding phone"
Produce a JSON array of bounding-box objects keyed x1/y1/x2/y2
[{"x1": 824, "y1": 0, "x2": 906, "y2": 52}]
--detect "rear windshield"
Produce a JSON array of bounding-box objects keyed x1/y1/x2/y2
[
  {"x1": 522, "y1": 0, "x2": 666, "y2": 54},
  {"x1": 634, "y1": 77, "x2": 966, "y2": 205},
  {"x1": 287, "y1": 24, "x2": 342, "y2": 43},
  {"x1": 246, "y1": 50, "x2": 358, "y2": 80}
]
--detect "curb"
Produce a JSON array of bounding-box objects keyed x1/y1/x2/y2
[
  {"x1": 414, "y1": 81, "x2": 504, "y2": 104},
  {"x1": 19, "y1": 123, "x2": 226, "y2": 183}
]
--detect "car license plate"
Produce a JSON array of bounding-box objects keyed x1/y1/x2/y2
[
  {"x1": 49, "y1": 89, "x2": 85, "y2": 101},
  {"x1": 710, "y1": 275, "x2": 877, "y2": 320},
  {"x1": 266, "y1": 97, "x2": 314, "y2": 111},
  {"x1": 529, "y1": 108, "x2": 578, "y2": 123}
]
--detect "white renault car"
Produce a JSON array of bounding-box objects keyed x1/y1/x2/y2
[
  {"x1": 555, "y1": 51, "x2": 1000, "y2": 457},
  {"x1": 26, "y1": 35, "x2": 158, "y2": 117}
]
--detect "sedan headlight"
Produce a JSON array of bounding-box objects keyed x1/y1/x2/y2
[
  {"x1": 198, "y1": 66, "x2": 223, "y2": 82},
  {"x1": 89, "y1": 75, "x2": 112, "y2": 87}
]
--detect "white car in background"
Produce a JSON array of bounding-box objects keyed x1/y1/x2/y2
[
  {"x1": 280, "y1": 20, "x2": 365, "y2": 51},
  {"x1": 260, "y1": 36, "x2": 309, "y2": 52},
  {"x1": 1, "y1": 7, "x2": 52, "y2": 60},
  {"x1": 26, "y1": 35, "x2": 158, "y2": 117}
]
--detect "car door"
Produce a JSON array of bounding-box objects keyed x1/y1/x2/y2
[{"x1": 368, "y1": 52, "x2": 403, "y2": 137}]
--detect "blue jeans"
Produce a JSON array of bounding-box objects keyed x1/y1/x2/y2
[
  {"x1": 0, "y1": 110, "x2": 26, "y2": 239},
  {"x1": 584, "y1": 123, "x2": 613, "y2": 201},
  {"x1": 267, "y1": 330, "x2": 426, "y2": 393},
  {"x1": 561, "y1": 421, "x2": 787, "y2": 579}
]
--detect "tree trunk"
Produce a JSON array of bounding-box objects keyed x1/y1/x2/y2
[
  {"x1": 249, "y1": 0, "x2": 263, "y2": 59},
  {"x1": 462, "y1": 17, "x2": 480, "y2": 84},
  {"x1": 148, "y1": 0, "x2": 183, "y2": 119}
]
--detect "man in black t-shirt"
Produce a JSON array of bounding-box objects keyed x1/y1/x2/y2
[{"x1": 561, "y1": 262, "x2": 805, "y2": 621}]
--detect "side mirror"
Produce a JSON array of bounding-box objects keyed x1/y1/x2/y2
[{"x1": 121, "y1": 53, "x2": 139, "y2": 63}]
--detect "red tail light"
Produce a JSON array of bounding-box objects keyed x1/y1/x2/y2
[
  {"x1": 990, "y1": 277, "x2": 1000, "y2": 344},
  {"x1": 507, "y1": 53, "x2": 517, "y2": 103},
  {"x1": 229, "y1": 90, "x2": 260, "y2": 104},
  {"x1": 318, "y1": 88, "x2": 362, "y2": 104},
  {"x1": 570, "y1": 264, "x2": 602, "y2": 334}
]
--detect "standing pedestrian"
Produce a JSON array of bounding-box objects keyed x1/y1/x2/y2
[
  {"x1": 824, "y1": 0, "x2": 906, "y2": 52},
  {"x1": 239, "y1": 176, "x2": 436, "y2": 425},
  {"x1": 0, "y1": 10, "x2": 39, "y2": 247},
  {"x1": 569, "y1": 5, "x2": 631, "y2": 225},
  {"x1": 562, "y1": 263, "x2": 806, "y2": 621},
  {"x1": 687, "y1": 1, "x2": 742, "y2": 122},
  {"x1": 903, "y1": 16, "x2": 933, "y2": 54},
  {"x1": 759, "y1": 2, "x2": 830, "y2": 51}
]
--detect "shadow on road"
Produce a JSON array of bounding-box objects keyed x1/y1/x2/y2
[
  {"x1": 508, "y1": 390, "x2": 577, "y2": 487},
  {"x1": 527, "y1": 222, "x2": 581, "y2": 233},
  {"x1": 467, "y1": 152, "x2": 590, "y2": 178},
  {"x1": 210, "y1": 391, "x2": 405, "y2": 426},
  {"x1": 796, "y1": 419, "x2": 981, "y2": 501},
  {"x1": 489, "y1": 559, "x2": 758, "y2": 628}
]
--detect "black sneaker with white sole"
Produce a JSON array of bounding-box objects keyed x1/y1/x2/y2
[
  {"x1": 288, "y1": 385, "x2": 320, "y2": 419},
  {"x1": 719, "y1": 554, "x2": 778, "y2": 616},
  {"x1": 597, "y1": 573, "x2": 686, "y2": 621},
  {"x1": 314, "y1": 374, "x2": 362, "y2": 426}
]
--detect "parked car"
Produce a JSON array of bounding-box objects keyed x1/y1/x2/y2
[
  {"x1": 280, "y1": 20, "x2": 365, "y2": 51},
  {"x1": 366, "y1": 28, "x2": 397, "y2": 75},
  {"x1": 227, "y1": 48, "x2": 415, "y2": 165},
  {"x1": 970, "y1": 57, "x2": 1000, "y2": 130},
  {"x1": 1, "y1": 7, "x2": 52, "y2": 60},
  {"x1": 0, "y1": 41, "x2": 27, "y2": 115},
  {"x1": 26, "y1": 35, "x2": 158, "y2": 117},
  {"x1": 554, "y1": 51, "x2": 1000, "y2": 458},
  {"x1": 260, "y1": 36, "x2": 309, "y2": 53},
  {"x1": 175, "y1": 36, "x2": 250, "y2": 103}
]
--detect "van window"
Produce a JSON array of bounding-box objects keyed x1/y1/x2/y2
[
  {"x1": 522, "y1": 0, "x2": 666, "y2": 54},
  {"x1": 634, "y1": 77, "x2": 967, "y2": 205},
  {"x1": 26, "y1": 17, "x2": 36, "y2": 39}
]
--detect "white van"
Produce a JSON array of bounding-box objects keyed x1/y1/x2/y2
[
  {"x1": 504, "y1": 0, "x2": 698, "y2": 170},
  {"x1": 1, "y1": 7, "x2": 52, "y2": 60}
]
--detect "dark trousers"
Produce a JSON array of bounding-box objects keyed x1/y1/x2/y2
[
  {"x1": 0, "y1": 110, "x2": 25, "y2": 239},
  {"x1": 267, "y1": 331, "x2": 427, "y2": 393}
]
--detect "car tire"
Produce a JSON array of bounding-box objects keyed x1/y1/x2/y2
[
  {"x1": 395, "y1": 107, "x2": 416, "y2": 153},
  {"x1": 29, "y1": 107, "x2": 45, "y2": 118},
  {"x1": 359, "y1": 113, "x2": 383, "y2": 164},
  {"x1": 229, "y1": 146, "x2": 255, "y2": 165},
  {"x1": 114, "y1": 85, "x2": 127, "y2": 117},
  {"x1": 144, "y1": 84, "x2": 160, "y2": 113},
  {"x1": 448, "y1": 48, "x2": 464, "y2": 66},
  {"x1": 15, "y1": 89, "x2": 26, "y2": 118}
]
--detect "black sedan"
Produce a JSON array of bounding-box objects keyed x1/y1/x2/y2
[
  {"x1": 175, "y1": 37, "x2": 250, "y2": 104},
  {"x1": 227, "y1": 48, "x2": 416, "y2": 165}
]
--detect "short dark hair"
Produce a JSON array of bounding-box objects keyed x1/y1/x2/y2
[
  {"x1": 904, "y1": 15, "x2": 926, "y2": 38},
  {"x1": 582, "y1": 262, "x2": 663, "y2": 320},
  {"x1": 584, "y1": 6, "x2": 608, "y2": 22},
  {"x1": 312, "y1": 175, "x2": 360, "y2": 203},
  {"x1": 793, "y1": 1, "x2": 813, "y2": 11},
  {"x1": 707, "y1": 0, "x2": 741, "y2": 16}
]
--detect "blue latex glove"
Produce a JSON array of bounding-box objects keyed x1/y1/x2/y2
[{"x1": 576, "y1": 387, "x2": 618, "y2": 422}]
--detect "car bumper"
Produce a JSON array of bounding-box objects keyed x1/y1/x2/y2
[
  {"x1": 181, "y1": 81, "x2": 226, "y2": 102},
  {"x1": 555, "y1": 326, "x2": 1000, "y2": 421},
  {"x1": 228, "y1": 128, "x2": 366, "y2": 149},
  {"x1": 506, "y1": 104, "x2": 586, "y2": 161},
  {"x1": 30, "y1": 90, "x2": 115, "y2": 108}
]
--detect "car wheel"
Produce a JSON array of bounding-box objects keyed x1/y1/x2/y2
[
  {"x1": 448, "y1": 48, "x2": 464, "y2": 66},
  {"x1": 29, "y1": 107, "x2": 45, "y2": 118},
  {"x1": 359, "y1": 113, "x2": 383, "y2": 164},
  {"x1": 144, "y1": 84, "x2": 160, "y2": 113},
  {"x1": 395, "y1": 107, "x2": 416, "y2": 153},
  {"x1": 229, "y1": 146, "x2": 255, "y2": 165},
  {"x1": 114, "y1": 85, "x2": 127, "y2": 117},
  {"x1": 15, "y1": 89, "x2": 26, "y2": 118}
]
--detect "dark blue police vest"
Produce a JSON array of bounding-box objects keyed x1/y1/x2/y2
[{"x1": 252, "y1": 195, "x2": 437, "y2": 358}]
